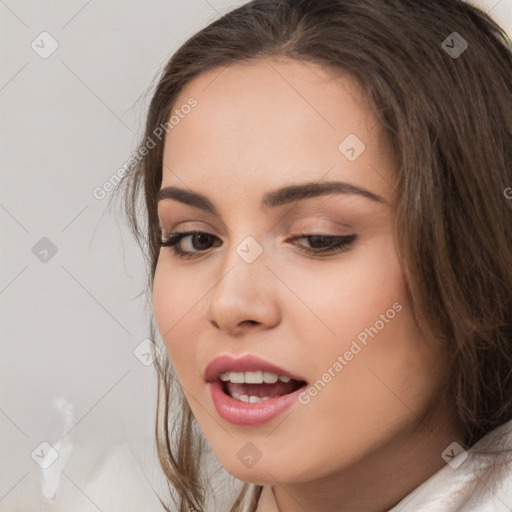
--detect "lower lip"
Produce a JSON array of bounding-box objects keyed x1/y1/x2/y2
[{"x1": 208, "y1": 380, "x2": 306, "y2": 426}]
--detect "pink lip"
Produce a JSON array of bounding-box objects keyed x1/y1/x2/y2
[
  {"x1": 204, "y1": 354, "x2": 307, "y2": 427},
  {"x1": 208, "y1": 381, "x2": 306, "y2": 426}
]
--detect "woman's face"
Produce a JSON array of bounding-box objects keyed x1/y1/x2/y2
[{"x1": 153, "y1": 58, "x2": 458, "y2": 487}]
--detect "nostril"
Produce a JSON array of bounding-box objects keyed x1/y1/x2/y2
[
  {"x1": 242, "y1": 320, "x2": 259, "y2": 326},
  {"x1": 209, "y1": 319, "x2": 260, "y2": 332}
]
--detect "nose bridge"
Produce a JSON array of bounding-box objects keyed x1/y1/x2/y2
[
  {"x1": 212, "y1": 233, "x2": 268, "y2": 302},
  {"x1": 206, "y1": 233, "x2": 279, "y2": 331}
]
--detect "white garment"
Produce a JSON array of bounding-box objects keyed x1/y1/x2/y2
[
  {"x1": 388, "y1": 418, "x2": 512, "y2": 512},
  {"x1": 253, "y1": 418, "x2": 512, "y2": 512}
]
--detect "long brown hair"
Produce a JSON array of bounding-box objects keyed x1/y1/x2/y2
[{"x1": 112, "y1": 0, "x2": 512, "y2": 510}]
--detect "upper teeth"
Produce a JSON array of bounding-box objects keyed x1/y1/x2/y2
[{"x1": 219, "y1": 371, "x2": 291, "y2": 384}]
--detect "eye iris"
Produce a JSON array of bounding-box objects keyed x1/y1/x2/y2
[
  {"x1": 308, "y1": 235, "x2": 333, "y2": 249},
  {"x1": 192, "y1": 233, "x2": 213, "y2": 250}
]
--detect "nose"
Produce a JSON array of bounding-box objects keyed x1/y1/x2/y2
[{"x1": 206, "y1": 241, "x2": 281, "y2": 336}]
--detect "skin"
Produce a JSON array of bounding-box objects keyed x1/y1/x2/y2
[{"x1": 152, "y1": 57, "x2": 465, "y2": 512}]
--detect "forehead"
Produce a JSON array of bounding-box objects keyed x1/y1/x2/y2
[{"x1": 161, "y1": 57, "x2": 395, "y2": 203}]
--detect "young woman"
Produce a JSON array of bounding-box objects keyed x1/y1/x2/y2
[{"x1": 116, "y1": 0, "x2": 512, "y2": 510}]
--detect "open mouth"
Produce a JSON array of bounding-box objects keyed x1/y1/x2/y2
[{"x1": 219, "y1": 371, "x2": 307, "y2": 403}]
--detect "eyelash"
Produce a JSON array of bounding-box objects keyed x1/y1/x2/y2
[{"x1": 159, "y1": 230, "x2": 357, "y2": 260}]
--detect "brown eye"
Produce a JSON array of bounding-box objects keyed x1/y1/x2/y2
[
  {"x1": 160, "y1": 231, "x2": 221, "y2": 259},
  {"x1": 291, "y1": 234, "x2": 357, "y2": 256}
]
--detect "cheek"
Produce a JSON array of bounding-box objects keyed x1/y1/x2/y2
[
  {"x1": 302, "y1": 277, "x2": 438, "y2": 441},
  {"x1": 281, "y1": 234, "x2": 407, "y2": 348},
  {"x1": 152, "y1": 259, "x2": 203, "y2": 380},
  {"x1": 284, "y1": 237, "x2": 436, "y2": 411},
  {"x1": 265, "y1": 261, "x2": 441, "y2": 480}
]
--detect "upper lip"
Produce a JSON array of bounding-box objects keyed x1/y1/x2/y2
[{"x1": 204, "y1": 354, "x2": 307, "y2": 383}]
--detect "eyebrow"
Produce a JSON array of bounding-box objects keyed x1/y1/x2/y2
[{"x1": 157, "y1": 181, "x2": 386, "y2": 216}]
